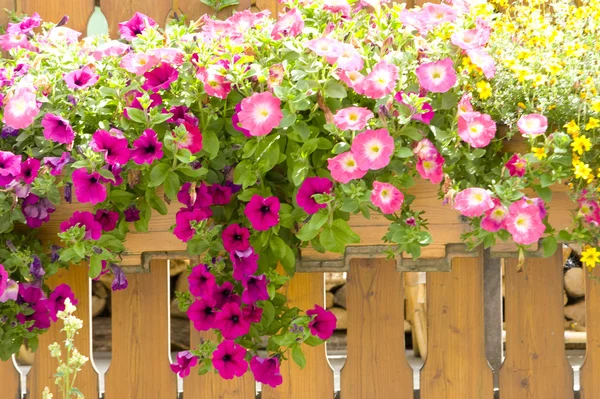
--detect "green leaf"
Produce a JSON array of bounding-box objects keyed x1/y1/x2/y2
[
  {"x1": 540, "y1": 173, "x2": 554, "y2": 188},
  {"x1": 296, "y1": 211, "x2": 328, "y2": 241},
  {"x1": 110, "y1": 190, "x2": 136, "y2": 206},
  {"x1": 303, "y1": 335, "x2": 325, "y2": 346},
  {"x1": 440, "y1": 92, "x2": 459, "y2": 109},
  {"x1": 401, "y1": 127, "x2": 423, "y2": 141},
  {"x1": 279, "y1": 109, "x2": 297, "y2": 128},
  {"x1": 164, "y1": 171, "x2": 180, "y2": 200},
  {"x1": 291, "y1": 346, "x2": 306, "y2": 369},
  {"x1": 125, "y1": 108, "x2": 147, "y2": 124},
  {"x1": 269, "y1": 236, "x2": 287, "y2": 259},
  {"x1": 558, "y1": 230, "x2": 572, "y2": 242},
  {"x1": 281, "y1": 245, "x2": 296, "y2": 276},
  {"x1": 324, "y1": 82, "x2": 347, "y2": 99},
  {"x1": 406, "y1": 242, "x2": 421, "y2": 260},
  {"x1": 187, "y1": 236, "x2": 209, "y2": 256},
  {"x1": 261, "y1": 301, "x2": 275, "y2": 328},
  {"x1": 534, "y1": 186, "x2": 552, "y2": 203},
  {"x1": 396, "y1": 147, "x2": 413, "y2": 158},
  {"x1": 151, "y1": 112, "x2": 173, "y2": 126},
  {"x1": 89, "y1": 255, "x2": 102, "y2": 279},
  {"x1": 202, "y1": 130, "x2": 219, "y2": 160},
  {"x1": 542, "y1": 236, "x2": 557, "y2": 257},
  {"x1": 145, "y1": 189, "x2": 168, "y2": 215},
  {"x1": 148, "y1": 163, "x2": 170, "y2": 187}
]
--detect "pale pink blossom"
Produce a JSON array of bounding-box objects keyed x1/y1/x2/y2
[
  {"x1": 339, "y1": 71, "x2": 366, "y2": 94},
  {"x1": 505, "y1": 199, "x2": 546, "y2": 245},
  {"x1": 453, "y1": 187, "x2": 495, "y2": 217},
  {"x1": 0, "y1": 33, "x2": 33, "y2": 51},
  {"x1": 324, "y1": 0, "x2": 351, "y2": 17},
  {"x1": 120, "y1": 52, "x2": 160, "y2": 75},
  {"x1": 419, "y1": 4, "x2": 458, "y2": 30},
  {"x1": 457, "y1": 112, "x2": 496, "y2": 148},
  {"x1": 466, "y1": 49, "x2": 496, "y2": 79},
  {"x1": 416, "y1": 154, "x2": 445, "y2": 184},
  {"x1": 307, "y1": 38, "x2": 343, "y2": 58},
  {"x1": 416, "y1": 58, "x2": 457, "y2": 93},
  {"x1": 48, "y1": 27, "x2": 81, "y2": 44},
  {"x1": 450, "y1": 18, "x2": 491, "y2": 50},
  {"x1": 152, "y1": 48, "x2": 185, "y2": 66},
  {"x1": 517, "y1": 114, "x2": 548, "y2": 136},
  {"x1": 362, "y1": 60, "x2": 399, "y2": 99},
  {"x1": 371, "y1": 181, "x2": 404, "y2": 214},
  {"x1": 326, "y1": 44, "x2": 363, "y2": 72},
  {"x1": 457, "y1": 93, "x2": 473, "y2": 115},
  {"x1": 93, "y1": 40, "x2": 129, "y2": 60},
  {"x1": 327, "y1": 152, "x2": 368, "y2": 184},
  {"x1": 3, "y1": 87, "x2": 39, "y2": 129},
  {"x1": 333, "y1": 107, "x2": 373, "y2": 131},
  {"x1": 237, "y1": 92, "x2": 283, "y2": 136},
  {"x1": 351, "y1": 128, "x2": 395, "y2": 170},
  {"x1": 481, "y1": 199, "x2": 509, "y2": 232},
  {"x1": 197, "y1": 67, "x2": 231, "y2": 99},
  {"x1": 271, "y1": 8, "x2": 304, "y2": 40}
]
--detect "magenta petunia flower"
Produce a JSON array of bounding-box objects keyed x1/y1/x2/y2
[
  {"x1": 517, "y1": 114, "x2": 548, "y2": 136},
  {"x1": 506, "y1": 154, "x2": 527, "y2": 177},
  {"x1": 371, "y1": 181, "x2": 404, "y2": 214},
  {"x1": 333, "y1": 107, "x2": 374, "y2": 131},
  {"x1": 231, "y1": 247, "x2": 259, "y2": 281},
  {"x1": 237, "y1": 92, "x2": 283, "y2": 137},
  {"x1": 241, "y1": 274, "x2": 269, "y2": 305},
  {"x1": 118, "y1": 12, "x2": 157, "y2": 41},
  {"x1": 120, "y1": 52, "x2": 160, "y2": 75},
  {"x1": 94, "y1": 209, "x2": 119, "y2": 232},
  {"x1": 578, "y1": 195, "x2": 600, "y2": 225},
  {"x1": 188, "y1": 264, "x2": 216, "y2": 300},
  {"x1": 307, "y1": 304, "x2": 337, "y2": 340},
  {"x1": 188, "y1": 297, "x2": 217, "y2": 331},
  {"x1": 242, "y1": 304, "x2": 263, "y2": 323},
  {"x1": 362, "y1": 60, "x2": 399, "y2": 99},
  {"x1": 131, "y1": 129, "x2": 164, "y2": 165},
  {"x1": 91, "y1": 130, "x2": 130, "y2": 165},
  {"x1": 415, "y1": 58, "x2": 457, "y2": 93},
  {"x1": 214, "y1": 302, "x2": 251, "y2": 339},
  {"x1": 457, "y1": 112, "x2": 497, "y2": 148},
  {"x1": 297, "y1": 177, "x2": 333, "y2": 214},
  {"x1": 177, "y1": 122, "x2": 203, "y2": 154},
  {"x1": 271, "y1": 8, "x2": 304, "y2": 40},
  {"x1": 466, "y1": 49, "x2": 496, "y2": 79},
  {"x1": 327, "y1": 151, "x2": 368, "y2": 184},
  {"x1": 60, "y1": 211, "x2": 102, "y2": 240},
  {"x1": 222, "y1": 224, "x2": 251, "y2": 253},
  {"x1": 72, "y1": 168, "x2": 107, "y2": 205},
  {"x1": 41, "y1": 113, "x2": 75, "y2": 144},
  {"x1": 0, "y1": 151, "x2": 21, "y2": 187},
  {"x1": 177, "y1": 182, "x2": 213, "y2": 209},
  {"x1": 170, "y1": 351, "x2": 198, "y2": 378},
  {"x1": 231, "y1": 103, "x2": 252, "y2": 137},
  {"x1": 351, "y1": 128, "x2": 395, "y2": 170},
  {"x1": 197, "y1": 67, "x2": 231, "y2": 99},
  {"x1": 212, "y1": 281, "x2": 241, "y2": 309},
  {"x1": 43, "y1": 153, "x2": 73, "y2": 176},
  {"x1": 64, "y1": 66, "x2": 99, "y2": 90},
  {"x1": 0, "y1": 264, "x2": 8, "y2": 299},
  {"x1": 22, "y1": 193, "x2": 55, "y2": 228},
  {"x1": 250, "y1": 356, "x2": 283, "y2": 388},
  {"x1": 173, "y1": 208, "x2": 212, "y2": 242},
  {"x1": 481, "y1": 199, "x2": 509, "y2": 232},
  {"x1": 7, "y1": 13, "x2": 41, "y2": 34},
  {"x1": 505, "y1": 199, "x2": 546, "y2": 245},
  {"x1": 208, "y1": 184, "x2": 232, "y2": 206},
  {"x1": 19, "y1": 158, "x2": 40, "y2": 184},
  {"x1": 124, "y1": 91, "x2": 163, "y2": 119},
  {"x1": 3, "y1": 87, "x2": 39, "y2": 129},
  {"x1": 142, "y1": 62, "x2": 179, "y2": 92},
  {"x1": 212, "y1": 340, "x2": 248, "y2": 380},
  {"x1": 394, "y1": 91, "x2": 435, "y2": 125},
  {"x1": 48, "y1": 284, "x2": 78, "y2": 322},
  {"x1": 165, "y1": 105, "x2": 198, "y2": 126},
  {"x1": 17, "y1": 292, "x2": 52, "y2": 331},
  {"x1": 244, "y1": 195, "x2": 280, "y2": 231},
  {"x1": 453, "y1": 188, "x2": 495, "y2": 217}
]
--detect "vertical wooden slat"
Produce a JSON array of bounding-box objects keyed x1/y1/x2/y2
[
  {"x1": 18, "y1": 0, "x2": 95, "y2": 35},
  {"x1": 499, "y1": 252, "x2": 574, "y2": 399},
  {"x1": 0, "y1": 0, "x2": 15, "y2": 27},
  {"x1": 580, "y1": 266, "x2": 600, "y2": 398},
  {"x1": 0, "y1": 357, "x2": 21, "y2": 399},
  {"x1": 184, "y1": 330, "x2": 256, "y2": 398},
  {"x1": 104, "y1": 259, "x2": 177, "y2": 399},
  {"x1": 420, "y1": 256, "x2": 494, "y2": 398},
  {"x1": 262, "y1": 273, "x2": 334, "y2": 399},
  {"x1": 100, "y1": 0, "x2": 173, "y2": 39},
  {"x1": 27, "y1": 265, "x2": 99, "y2": 399},
  {"x1": 340, "y1": 258, "x2": 413, "y2": 399}
]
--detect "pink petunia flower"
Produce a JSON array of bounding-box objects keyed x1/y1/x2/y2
[
  {"x1": 339, "y1": 70, "x2": 366, "y2": 95},
  {"x1": 578, "y1": 197, "x2": 600, "y2": 225},
  {"x1": 187, "y1": 297, "x2": 216, "y2": 331},
  {"x1": 451, "y1": 24, "x2": 491, "y2": 50},
  {"x1": 453, "y1": 187, "x2": 495, "y2": 217},
  {"x1": 4, "y1": 87, "x2": 39, "y2": 129},
  {"x1": 72, "y1": 168, "x2": 107, "y2": 205},
  {"x1": 237, "y1": 92, "x2": 283, "y2": 136},
  {"x1": 0, "y1": 151, "x2": 21, "y2": 187},
  {"x1": 517, "y1": 114, "x2": 548, "y2": 136},
  {"x1": 188, "y1": 264, "x2": 217, "y2": 300},
  {"x1": 91, "y1": 130, "x2": 130, "y2": 165},
  {"x1": 142, "y1": 62, "x2": 178, "y2": 92},
  {"x1": 466, "y1": 49, "x2": 496, "y2": 79},
  {"x1": 327, "y1": 151, "x2": 368, "y2": 184},
  {"x1": 505, "y1": 199, "x2": 546, "y2": 245},
  {"x1": 118, "y1": 12, "x2": 157, "y2": 41},
  {"x1": 41, "y1": 113, "x2": 74, "y2": 144},
  {"x1": 307, "y1": 305, "x2": 337, "y2": 340},
  {"x1": 307, "y1": 38, "x2": 344, "y2": 58},
  {"x1": 170, "y1": 351, "x2": 198, "y2": 378},
  {"x1": 0, "y1": 32, "x2": 33, "y2": 51},
  {"x1": 173, "y1": 208, "x2": 212, "y2": 242},
  {"x1": 214, "y1": 303, "x2": 251, "y2": 339},
  {"x1": 120, "y1": 52, "x2": 160, "y2": 75},
  {"x1": 323, "y1": 0, "x2": 351, "y2": 17},
  {"x1": 250, "y1": 357, "x2": 283, "y2": 388},
  {"x1": 131, "y1": 129, "x2": 163, "y2": 165},
  {"x1": 457, "y1": 93, "x2": 473, "y2": 115},
  {"x1": 362, "y1": 60, "x2": 399, "y2": 99},
  {"x1": 93, "y1": 40, "x2": 129, "y2": 60},
  {"x1": 457, "y1": 111, "x2": 497, "y2": 148},
  {"x1": 395, "y1": 91, "x2": 435, "y2": 125},
  {"x1": 415, "y1": 58, "x2": 457, "y2": 93},
  {"x1": 419, "y1": 3, "x2": 458, "y2": 29},
  {"x1": 94, "y1": 209, "x2": 119, "y2": 232},
  {"x1": 48, "y1": 284, "x2": 78, "y2": 321},
  {"x1": 506, "y1": 154, "x2": 527, "y2": 177},
  {"x1": 177, "y1": 122, "x2": 203, "y2": 154},
  {"x1": 212, "y1": 281, "x2": 241, "y2": 309},
  {"x1": 371, "y1": 181, "x2": 404, "y2": 214},
  {"x1": 231, "y1": 247, "x2": 259, "y2": 281},
  {"x1": 297, "y1": 177, "x2": 333, "y2": 214},
  {"x1": 327, "y1": 43, "x2": 364, "y2": 72},
  {"x1": 151, "y1": 48, "x2": 185, "y2": 67},
  {"x1": 7, "y1": 13, "x2": 41, "y2": 34},
  {"x1": 271, "y1": 8, "x2": 304, "y2": 40},
  {"x1": 241, "y1": 274, "x2": 269, "y2": 305},
  {"x1": 222, "y1": 224, "x2": 251, "y2": 253},
  {"x1": 19, "y1": 158, "x2": 40, "y2": 185},
  {"x1": 244, "y1": 195, "x2": 280, "y2": 231},
  {"x1": 60, "y1": 211, "x2": 102, "y2": 240},
  {"x1": 351, "y1": 128, "x2": 395, "y2": 170},
  {"x1": 334, "y1": 107, "x2": 373, "y2": 131},
  {"x1": 47, "y1": 27, "x2": 81, "y2": 44},
  {"x1": 414, "y1": 138, "x2": 445, "y2": 184},
  {"x1": 197, "y1": 67, "x2": 231, "y2": 99},
  {"x1": 481, "y1": 199, "x2": 509, "y2": 232},
  {"x1": 64, "y1": 66, "x2": 99, "y2": 90},
  {"x1": 212, "y1": 340, "x2": 248, "y2": 380}
]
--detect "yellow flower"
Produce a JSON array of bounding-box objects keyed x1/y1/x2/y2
[
  {"x1": 592, "y1": 100, "x2": 600, "y2": 113},
  {"x1": 571, "y1": 135, "x2": 592, "y2": 154},
  {"x1": 586, "y1": 117, "x2": 600, "y2": 130},
  {"x1": 517, "y1": 102, "x2": 527, "y2": 109},
  {"x1": 581, "y1": 246, "x2": 600, "y2": 270},
  {"x1": 564, "y1": 120, "x2": 580, "y2": 136},
  {"x1": 476, "y1": 81, "x2": 492, "y2": 100},
  {"x1": 574, "y1": 161, "x2": 593, "y2": 180},
  {"x1": 532, "y1": 147, "x2": 547, "y2": 160}
]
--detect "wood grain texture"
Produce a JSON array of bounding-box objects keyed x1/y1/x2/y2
[
  {"x1": 499, "y1": 252, "x2": 574, "y2": 399},
  {"x1": 100, "y1": 0, "x2": 173, "y2": 38},
  {"x1": 27, "y1": 265, "x2": 99, "y2": 399},
  {"x1": 340, "y1": 258, "x2": 413, "y2": 399},
  {"x1": 104, "y1": 259, "x2": 177, "y2": 399},
  {"x1": 184, "y1": 330, "x2": 256, "y2": 399},
  {"x1": 19, "y1": 0, "x2": 95, "y2": 35},
  {"x1": 420, "y1": 256, "x2": 493, "y2": 398},
  {"x1": 0, "y1": 0, "x2": 15, "y2": 27},
  {"x1": 0, "y1": 357, "x2": 21, "y2": 399},
  {"x1": 580, "y1": 266, "x2": 600, "y2": 399},
  {"x1": 262, "y1": 273, "x2": 334, "y2": 399}
]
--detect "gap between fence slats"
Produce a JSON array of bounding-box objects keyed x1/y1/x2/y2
[
  {"x1": 580, "y1": 265, "x2": 600, "y2": 398},
  {"x1": 420, "y1": 255, "x2": 494, "y2": 398},
  {"x1": 104, "y1": 259, "x2": 177, "y2": 399},
  {"x1": 17, "y1": 0, "x2": 95, "y2": 35},
  {"x1": 99, "y1": 0, "x2": 173, "y2": 39},
  {"x1": 261, "y1": 272, "x2": 334, "y2": 399},
  {"x1": 340, "y1": 258, "x2": 413, "y2": 399},
  {"x1": 499, "y1": 252, "x2": 574, "y2": 399},
  {"x1": 26, "y1": 264, "x2": 99, "y2": 399},
  {"x1": 0, "y1": 357, "x2": 21, "y2": 399}
]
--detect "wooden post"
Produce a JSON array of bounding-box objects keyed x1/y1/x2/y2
[
  {"x1": 18, "y1": 0, "x2": 95, "y2": 33},
  {"x1": 0, "y1": 357, "x2": 21, "y2": 399},
  {"x1": 580, "y1": 266, "x2": 600, "y2": 398}
]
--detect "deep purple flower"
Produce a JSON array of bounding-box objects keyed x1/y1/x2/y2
[
  {"x1": 131, "y1": 129, "x2": 163, "y2": 165},
  {"x1": 64, "y1": 66, "x2": 99, "y2": 90},
  {"x1": 22, "y1": 193, "x2": 56, "y2": 228},
  {"x1": 94, "y1": 209, "x2": 119, "y2": 232},
  {"x1": 214, "y1": 302, "x2": 250, "y2": 339},
  {"x1": 177, "y1": 182, "x2": 213, "y2": 209},
  {"x1": 48, "y1": 284, "x2": 78, "y2": 321},
  {"x1": 118, "y1": 12, "x2": 157, "y2": 41},
  {"x1": 72, "y1": 168, "x2": 107, "y2": 205},
  {"x1": 173, "y1": 208, "x2": 212, "y2": 242},
  {"x1": 187, "y1": 297, "x2": 216, "y2": 331},
  {"x1": 170, "y1": 351, "x2": 198, "y2": 378},
  {"x1": 222, "y1": 224, "x2": 250, "y2": 253},
  {"x1": 232, "y1": 103, "x2": 252, "y2": 137},
  {"x1": 64, "y1": 182, "x2": 72, "y2": 203},
  {"x1": 165, "y1": 105, "x2": 198, "y2": 125},
  {"x1": 296, "y1": 177, "x2": 333, "y2": 214},
  {"x1": 43, "y1": 152, "x2": 73, "y2": 176},
  {"x1": 7, "y1": 13, "x2": 41, "y2": 34},
  {"x1": 244, "y1": 195, "x2": 280, "y2": 231},
  {"x1": 306, "y1": 305, "x2": 337, "y2": 340},
  {"x1": 242, "y1": 274, "x2": 269, "y2": 305},
  {"x1": 29, "y1": 255, "x2": 45, "y2": 280},
  {"x1": 212, "y1": 340, "x2": 248, "y2": 380},
  {"x1": 212, "y1": 281, "x2": 241, "y2": 309},
  {"x1": 405, "y1": 216, "x2": 416, "y2": 226},
  {"x1": 142, "y1": 62, "x2": 179, "y2": 92},
  {"x1": 124, "y1": 206, "x2": 140, "y2": 222},
  {"x1": 91, "y1": 130, "x2": 130, "y2": 165},
  {"x1": 188, "y1": 264, "x2": 216, "y2": 300},
  {"x1": 0, "y1": 151, "x2": 21, "y2": 187},
  {"x1": 60, "y1": 211, "x2": 102, "y2": 240},
  {"x1": 41, "y1": 113, "x2": 75, "y2": 144},
  {"x1": 250, "y1": 356, "x2": 283, "y2": 388},
  {"x1": 111, "y1": 265, "x2": 128, "y2": 291},
  {"x1": 230, "y1": 247, "x2": 259, "y2": 281},
  {"x1": 50, "y1": 245, "x2": 61, "y2": 263},
  {"x1": 224, "y1": 180, "x2": 242, "y2": 194},
  {"x1": 208, "y1": 184, "x2": 233, "y2": 205},
  {"x1": 242, "y1": 304, "x2": 263, "y2": 323},
  {"x1": 1, "y1": 126, "x2": 18, "y2": 139},
  {"x1": 18, "y1": 158, "x2": 39, "y2": 184}
]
